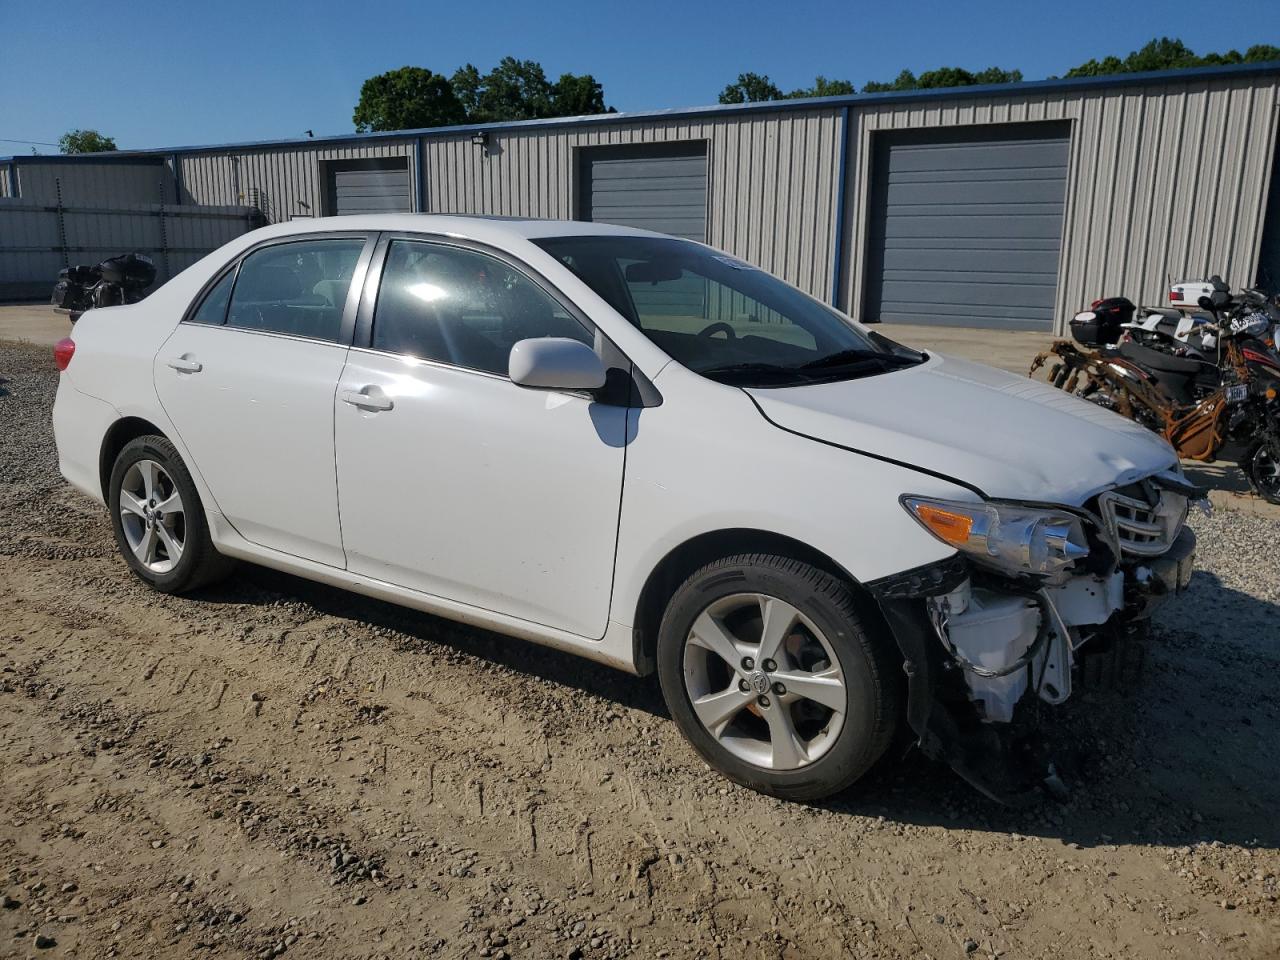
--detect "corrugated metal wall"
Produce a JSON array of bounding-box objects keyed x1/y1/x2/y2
[
  {"x1": 841, "y1": 74, "x2": 1280, "y2": 329},
  {"x1": 178, "y1": 142, "x2": 416, "y2": 223},
  {"x1": 173, "y1": 112, "x2": 842, "y2": 302},
  {"x1": 0, "y1": 198, "x2": 259, "y2": 299},
  {"x1": 156, "y1": 70, "x2": 1280, "y2": 333},
  {"x1": 13, "y1": 161, "x2": 177, "y2": 205},
  {"x1": 421, "y1": 109, "x2": 844, "y2": 301}
]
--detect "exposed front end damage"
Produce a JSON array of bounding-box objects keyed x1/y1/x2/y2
[{"x1": 869, "y1": 471, "x2": 1201, "y2": 803}]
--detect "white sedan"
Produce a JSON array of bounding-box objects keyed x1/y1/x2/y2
[{"x1": 52, "y1": 216, "x2": 1197, "y2": 801}]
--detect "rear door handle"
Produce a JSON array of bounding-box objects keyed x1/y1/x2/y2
[
  {"x1": 340, "y1": 387, "x2": 394, "y2": 412},
  {"x1": 166, "y1": 356, "x2": 202, "y2": 374}
]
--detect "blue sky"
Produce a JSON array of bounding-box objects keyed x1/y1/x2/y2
[{"x1": 1, "y1": 0, "x2": 1276, "y2": 152}]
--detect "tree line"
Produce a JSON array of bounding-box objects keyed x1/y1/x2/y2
[
  {"x1": 352, "y1": 58, "x2": 613, "y2": 133},
  {"x1": 55, "y1": 38, "x2": 1280, "y2": 151},
  {"x1": 718, "y1": 38, "x2": 1280, "y2": 104}
]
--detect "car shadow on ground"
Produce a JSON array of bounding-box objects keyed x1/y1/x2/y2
[
  {"x1": 196, "y1": 564, "x2": 1280, "y2": 853},
  {"x1": 197, "y1": 565, "x2": 672, "y2": 719}
]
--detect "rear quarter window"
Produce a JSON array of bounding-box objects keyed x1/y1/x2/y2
[{"x1": 188, "y1": 270, "x2": 234, "y2": 325}]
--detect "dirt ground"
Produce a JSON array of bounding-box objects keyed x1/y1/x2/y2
[{"x1": 2, "y1": 340, "x2": 1280, "y2": 960}]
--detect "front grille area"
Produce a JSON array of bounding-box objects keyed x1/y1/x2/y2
[{"x1": 1095, "y1": 483, "x2": 1188, "y2": 559}]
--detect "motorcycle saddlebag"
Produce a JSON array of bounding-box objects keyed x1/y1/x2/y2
[
  {"x1": 50, "y1": 278, "x2": 77, "y2": 310},
  {"x1": 1070, "y1": 297, "x2": 1135, "y2": 346},
  {"x1": 63, "y1": 264, "x2": 100, "y2": 285},
  {"x1": 97, "y1": 252, "x2": 157, "y2": 290}
]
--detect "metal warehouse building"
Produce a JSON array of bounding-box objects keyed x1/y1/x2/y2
[{"x1": 5, "y1": 61, "x2": 1280, "y2": 332}]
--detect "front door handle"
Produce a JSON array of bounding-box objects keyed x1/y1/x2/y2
[
  {"x1": 340, "y1": 387, "x2": 394, "y2": 412},
  {"x1": 166, "y1": 356, "x2": 202, "y2": 374}
]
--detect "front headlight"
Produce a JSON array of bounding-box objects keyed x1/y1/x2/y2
[{"x1": 901, "y1": 496, "x2": 1089, "y2": 576}]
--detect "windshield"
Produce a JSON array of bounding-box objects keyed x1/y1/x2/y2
[{"x1": 533, "y1": 236, "x2": 924, "y2": 386}]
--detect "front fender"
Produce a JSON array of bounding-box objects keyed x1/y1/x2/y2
[{"x1": 608, "y1": 370, "x2": 975, "y2": 629}]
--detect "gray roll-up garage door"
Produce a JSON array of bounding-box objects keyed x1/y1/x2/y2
[
  {"x1": 864, "y1": 123, "x2": 1070, "y2": 330},
  {"x1": 579, "y1": 142, "x2": 708, "y2": 241},
  {"x1": 327, "y1": 158, "x2": 411, "y2": 215}
]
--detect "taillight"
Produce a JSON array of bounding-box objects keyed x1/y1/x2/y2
[
  {"x1": 53, "y1": 337, "x2": 75, "y2": 371},
  {"x1": 1090, "y1": 299, "x2": 1103, "y2": 309}
]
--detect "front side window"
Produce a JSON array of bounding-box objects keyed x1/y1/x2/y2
[
  {"x1": 536, "y1": 236, "x2": 924, "y2": 386},
  {"x1": 371, "y1": 240, "x2": 593, "y2": 376},
  {"x1": 226, "y1": 238, "x2": 365, "y2": 342}
]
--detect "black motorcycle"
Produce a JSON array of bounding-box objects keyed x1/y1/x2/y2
[
  {"x1": 1035, "y1": 281, "x2": 1280, "y2": 503},
  {"x1": 1069, "y1": 277, "x2": 1280, "y2": 369},
  {"x1": 51, "y1": 252, "x2": 157, "y2": 322}
]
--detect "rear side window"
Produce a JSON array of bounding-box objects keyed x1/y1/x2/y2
[
  {"x1": 226, "y1": 239, "x2": 365, "y2": 342},
  {"x1": 371, "y1": 240, "x2": 593, "y2": 375},
  {"x1": 189, "y1": 270, "x2": 234, "y2": 325}
]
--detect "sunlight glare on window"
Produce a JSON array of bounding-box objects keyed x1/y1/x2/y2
[{"x1": 407, "y1": 282, "x2": 449, "y2": 303}]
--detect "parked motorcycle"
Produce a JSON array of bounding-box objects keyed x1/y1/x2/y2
[
  {"x1": 51, "y1": 253, "x2": 157, "y2": 322},
  {"x1": 1032, "y1": 282, "x2": 1280, "y2": 504},
  {"x1": 1069, "y1": 277, "x2": 1279, "y2": 363}
]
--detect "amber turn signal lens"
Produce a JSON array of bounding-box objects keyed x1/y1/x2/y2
[
  {"x1": 913, "y1": 503, "x2": 974, "y2": 546},
  {"x1": 1267, "y1": 387, "x2": 1278, "y2": 400}
]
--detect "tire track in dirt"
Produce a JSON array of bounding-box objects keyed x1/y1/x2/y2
[{"x1": 4, "y1": 340, "x2": 1280, "y2": 959}]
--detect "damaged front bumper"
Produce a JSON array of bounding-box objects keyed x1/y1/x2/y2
[{"x1": 867, "y1": 524, "x2": 1196, "y2": 803}]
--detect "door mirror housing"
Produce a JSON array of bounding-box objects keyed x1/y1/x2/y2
[{"x1": 509, "y1": 337, "x2": 607, "y2": 391}]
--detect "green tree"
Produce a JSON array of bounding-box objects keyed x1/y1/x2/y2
[
  {"x1": 789, "y1": 75, "x2": 857, "y2": 98},
  {"x1": 352, "y1": 66, "x2": 466, "y2": 132},
  {"x1": 551, "y1": 72, "x2": 612, "y2": 116},
  {"x1": 59, "y1": 129, "x2": 117, "y2": 154},
  {"x1": 1065, "y1": 38, "x2": 1280, "y2": 77},
  {"x1": 862, "y1": 65, "x2": 1022, "y2": 93},
  {"x1": 719, "y1": 72, "x2": 785, "y2": 104},
  {"x1": 449, "y1": 64, "x2": 485, "y2": 120},
  {"x1": 720, "y1": 72, "x2": 859, "y2": 102},
  {"x1": 455, "y1": 57, "x2": 553, "y2": 122}
]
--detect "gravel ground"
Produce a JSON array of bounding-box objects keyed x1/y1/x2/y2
[{"x1": 2, "y1": 339, "x2": 1279, "y2": 959}]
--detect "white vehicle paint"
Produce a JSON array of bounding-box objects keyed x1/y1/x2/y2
[{"x1": 51, "y1": 215, "x2": 1199, "y2": 801}]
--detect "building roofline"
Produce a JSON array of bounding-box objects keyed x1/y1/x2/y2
[
  {"x1": 0, "y1": 153, "x2": 168, "y2": 166},
  {"x1": 4, "y1": 60, "x2": 1279, "y2": 164}
]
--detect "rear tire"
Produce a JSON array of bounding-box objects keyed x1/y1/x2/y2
[
  {"x1": 656, "y1": 554, "x2": 900, "y2": 801},
  {"x1": 1246, "y1": 439, "x2": 1280, "y2": 505},
  {"x1": 108, "y1": 435, "x2": 235, "y2": 593}
]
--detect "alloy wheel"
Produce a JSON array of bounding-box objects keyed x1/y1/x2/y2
[
  {"x1": 682, "y1": 592, "x2": 847, "y2": 770},
  {"x1": 118, "y1": 459, "x2": 187, "y2": 574}
]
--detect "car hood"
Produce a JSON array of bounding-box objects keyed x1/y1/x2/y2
[{"x1": 746, "y1": 352, "x2": 1177, "y2": 506}]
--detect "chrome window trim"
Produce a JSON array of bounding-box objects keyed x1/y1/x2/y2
[
  {"x1": 167, "y1": 322, "x2": 356, "y2": 350},
  {"x1": 344, "y1": 344, "x2": 600, "y2": 406},
  {"x1": 345, "y1": 344, "x2": 510, "y2": 384}
]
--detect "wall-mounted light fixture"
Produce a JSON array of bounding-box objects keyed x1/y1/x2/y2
[{"x1": 471, "y1": 131, "x2": 490, "y2": 153}]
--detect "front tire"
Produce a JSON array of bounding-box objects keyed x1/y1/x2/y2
[
  {"x1": 108, "y1": 435, "x2": 235, "y2": 593},
  {"x1": 656, "y1": 554, "x2": 900, "y2": 801}
]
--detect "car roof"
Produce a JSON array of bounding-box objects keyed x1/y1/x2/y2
[{"x1": 249, "y1": 214, "x2": 678, "y2": 246}]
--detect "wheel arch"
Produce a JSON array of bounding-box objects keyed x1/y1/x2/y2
[
  {"x1": 99, "y1": 416, "x2": 169, "y2": 501},
  {"x1": 630, "y1": 528, "x2": 877, "y2": 677}
]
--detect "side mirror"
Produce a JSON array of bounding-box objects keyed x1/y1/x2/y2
[{"x1": 509, "y1": 337, "x2": 607, "y2": 391}]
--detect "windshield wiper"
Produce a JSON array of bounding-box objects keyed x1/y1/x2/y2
[
  {"x1": 798, "y1": 348, "x2": 922, "y2": 371},
  {"x1": 697, "y1": 361, "x2": 812, "y2": 382}
]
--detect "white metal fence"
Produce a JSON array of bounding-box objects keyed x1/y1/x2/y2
[{"x1": 0, "y1": 187, "x2": 263, "y2": 300}]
